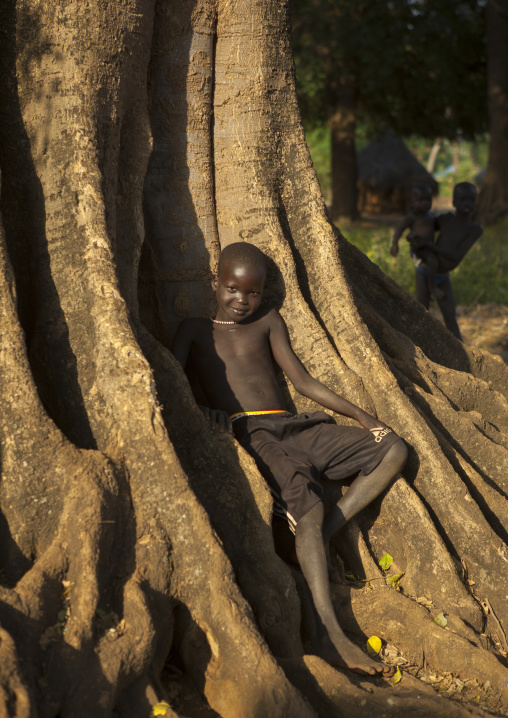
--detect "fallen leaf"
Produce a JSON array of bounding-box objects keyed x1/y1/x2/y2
[
  {"x1": 379, "y1": 553, "x2": 393, "y2": 571},
  {"x1": 387, "y1": 572, "x2": 404, "y2": 584},
  {"x1": 151, "y1": 701, "x2": 171, "y2": 716},
  {"x1": 416, "y1": 596, "x2": 433, "y2": 607},
  {"x1": 393, "y1": 666, "x2": 402, "y2": 684},
  {"x1": 366, "y1": 636, "x2": 382, "y2": 655},
  {"x1": 434, "y1": 612, "x2": 448, "y2": 627}
]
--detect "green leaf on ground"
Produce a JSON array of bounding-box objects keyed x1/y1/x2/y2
[
  {"x1": 379, "y1": 553, "x2": 393, "y2": 571},
  {"x1": 434, "y1": 612, "x2": 448, "y2": 627},
  {"x1": 387, "y1": 572, "x2": 405, "y2": 584}
]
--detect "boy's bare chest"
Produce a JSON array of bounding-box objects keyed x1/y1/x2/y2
[
  {"x1": 193, "y1": 324, "x2": 272, "y2": 367},
  {"x1": 412, "y1": 214, "x2": 434, "y2": 234},
  {"x1": 438, "y1": 218, "x2": 471, "y2": 245}
]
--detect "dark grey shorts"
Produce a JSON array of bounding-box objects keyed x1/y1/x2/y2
[{"x1": 234, "y1": 411, "x2": 401, "y2": 531}]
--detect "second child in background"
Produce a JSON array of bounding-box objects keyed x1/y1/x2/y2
[
  {"x1": 415, "y1": 182, "x2": 483, "y2": 340},
  {"x1": 391, "y1": 184, "x2": 444, "y2": 300}
]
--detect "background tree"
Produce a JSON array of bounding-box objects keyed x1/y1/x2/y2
[
  {"x1": 477, "y1": 0, "x2": 508, "y2": 222},
  {"x1": 0, "y1": 0, "x2": 507, "y2": 716},
  {"x1": 292, "y1": 0, "x2": 487, "y2": 219}
]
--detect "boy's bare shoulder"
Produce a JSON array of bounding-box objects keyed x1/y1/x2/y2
[
  {"x1": 180, "y1": 316, "x2": 208, "y2": 325},
  {"x1": 436, "y1": 211, "x2": 454, "y2": 227},
  {"x1": 172, "y1": 316, "x2": 209, "y2": 349},
  {"x1": 261, "y1": 306, "x2": 285, "y2": 328},
  {"x1": 177, "y1": 316, "x2": 209, "y2": 331}
]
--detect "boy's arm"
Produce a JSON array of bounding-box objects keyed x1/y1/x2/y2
[
  {"x1": 426, "y1": 224, "x2": 483, "y2": 263},
  {"x1": 171, "y1": 320, "x2": 232, "y2": 434},
  {"x1": 268, "y1": 312, "x2": 387, "y2": 430},
  {"x1": 391, "y1": 215, "x2": 412, "y2": 257},
  {"x1": 171, "y1": 319, "x2": 194, "y2": 368}
]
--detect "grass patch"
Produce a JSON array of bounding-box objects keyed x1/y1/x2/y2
[{"x1": 339, "y1": 217, "x2": 508, "y2": 306}]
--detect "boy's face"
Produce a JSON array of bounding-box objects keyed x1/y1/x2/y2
[
  {"x1": 212, "y1": 261, "x2": 265, "y2": 322},
  {"x1": 412, "y1": 189, "x2": 432, "y2": 213},
  {"x1": 453, "y1": 187, "x2": 476, "y2": 216}
]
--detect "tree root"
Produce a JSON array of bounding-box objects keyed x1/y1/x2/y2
[
  {"x1": 0, "y1": 626, "x2": 31, "y2": 718},
  {"x1": 332, "y1": 583, "x2": 508, "y2": 710},
  {"x1": 281, "y1": 655, "x2": 491, "y2": 717}
]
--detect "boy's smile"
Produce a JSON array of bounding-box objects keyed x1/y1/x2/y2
[
  {"x1": 412, "y1": 191, "x2": 432, "y2": 214},
  {"x1": 212, "y1": 262, "x2": 266, "y2": 322},
  {"x1": 454, "y1": 189, "x2": 476, "y2": 217}
]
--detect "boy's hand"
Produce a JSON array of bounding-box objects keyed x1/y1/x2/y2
[
  {"x1": 199, "y1": 405, "x2": 233, "y2": 434},
  {"x1": 390, "y1": 242, "x2": 399, "y2": 257},
  {"x1": 356, "y1": 411, "x2": 389, "y2": 432},
  {"x1": 408, "y1": 233, "x2": 432, "y2": 251}
]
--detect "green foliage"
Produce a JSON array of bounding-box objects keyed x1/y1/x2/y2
[
  {"x1": 304, "y1": 125, "x2": 331, "y2": 202},
  {"x1": 406, "y1": 135, "x2": 488, "y2": 195},
  {"x1": 340, "y1": 216, "x2": 508, "y2": 306},
  {"x1": 340, "y1": 222, "x2": 416, "y2": 296},
  {"x1": 292, "y1": 0, "x2": 487, "y2": 140}
]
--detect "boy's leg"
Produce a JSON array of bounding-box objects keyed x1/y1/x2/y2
[
  {"x1": 415, "y1": 267, "x2": 430, "y2": 307},
  {"x1": 423, "y1": 251, "x2": 445, "y2": 300},
  {"x1": 295, "y1": 502, "x2": 393, "y2": 675},
  {"x1": 435, "y1": 277, "x2": 462, "y2": 340},
  {"x1": 323, "y1": 440, "x2": 407, "y2": 543}
]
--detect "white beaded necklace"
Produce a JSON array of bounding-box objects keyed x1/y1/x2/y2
[{"x1": 210, "y1": 317, "x2": 237, "y2": 325}]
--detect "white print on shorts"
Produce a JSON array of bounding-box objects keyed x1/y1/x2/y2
[{"x1": 370, "y1": 427, "x2": 393, "y2": 443}]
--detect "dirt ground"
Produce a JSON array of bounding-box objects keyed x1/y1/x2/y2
[{"x1": 429, "y1": 303, "x2": 508, "y2": 363}]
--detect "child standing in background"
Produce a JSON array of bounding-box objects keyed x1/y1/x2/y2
[{"x1": 391, "y1": 184, "x2": 444, "y2": 300}]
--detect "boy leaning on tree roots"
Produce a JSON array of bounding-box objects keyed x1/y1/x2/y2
[{"x1": 172, "y1": 242, "x2": 407, "y2": 677}]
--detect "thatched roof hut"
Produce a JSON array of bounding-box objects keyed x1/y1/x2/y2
[{"x1": 357, "y1": 133, "x2": 438, "y2": 215}]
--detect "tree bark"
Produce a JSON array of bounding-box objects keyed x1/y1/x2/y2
[
  {"x1": 426, "y1": 139, "x2": 441, "y2": 174},
  {"x1": 0, "y1": 0, "x2": 507, "y2": 716},
  {"x1": 328, "y1": 71, "x2": 359, "y2": 221},
  {"x1": 477, "y1": 0, "x2": 508, "y2": 223}
]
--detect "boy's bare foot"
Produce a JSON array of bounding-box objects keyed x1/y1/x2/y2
[{"x1": 311, "y1": 632, "x2": 395, "y2": 677}]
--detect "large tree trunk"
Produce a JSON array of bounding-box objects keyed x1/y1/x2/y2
[
  {"x1": 328, "y1": 72, "x2": 359, "y2": 222},
  {"x1": 0, "y1": 1, "x2": 508, "y2": 716},
  {"x1": 477, "y1": 0, "x2": 508, "y2": 223}
]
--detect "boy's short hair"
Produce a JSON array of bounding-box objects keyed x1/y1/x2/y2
[
  {"x1": 453, "y1": 182, "x2": 476, "y2": 200},
  {"x1": 217, "y1": 242, "x2": 267, "y2": 275},
  {"x1": 411, "y1": 183, "x2": 432, "y2": 198}
]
